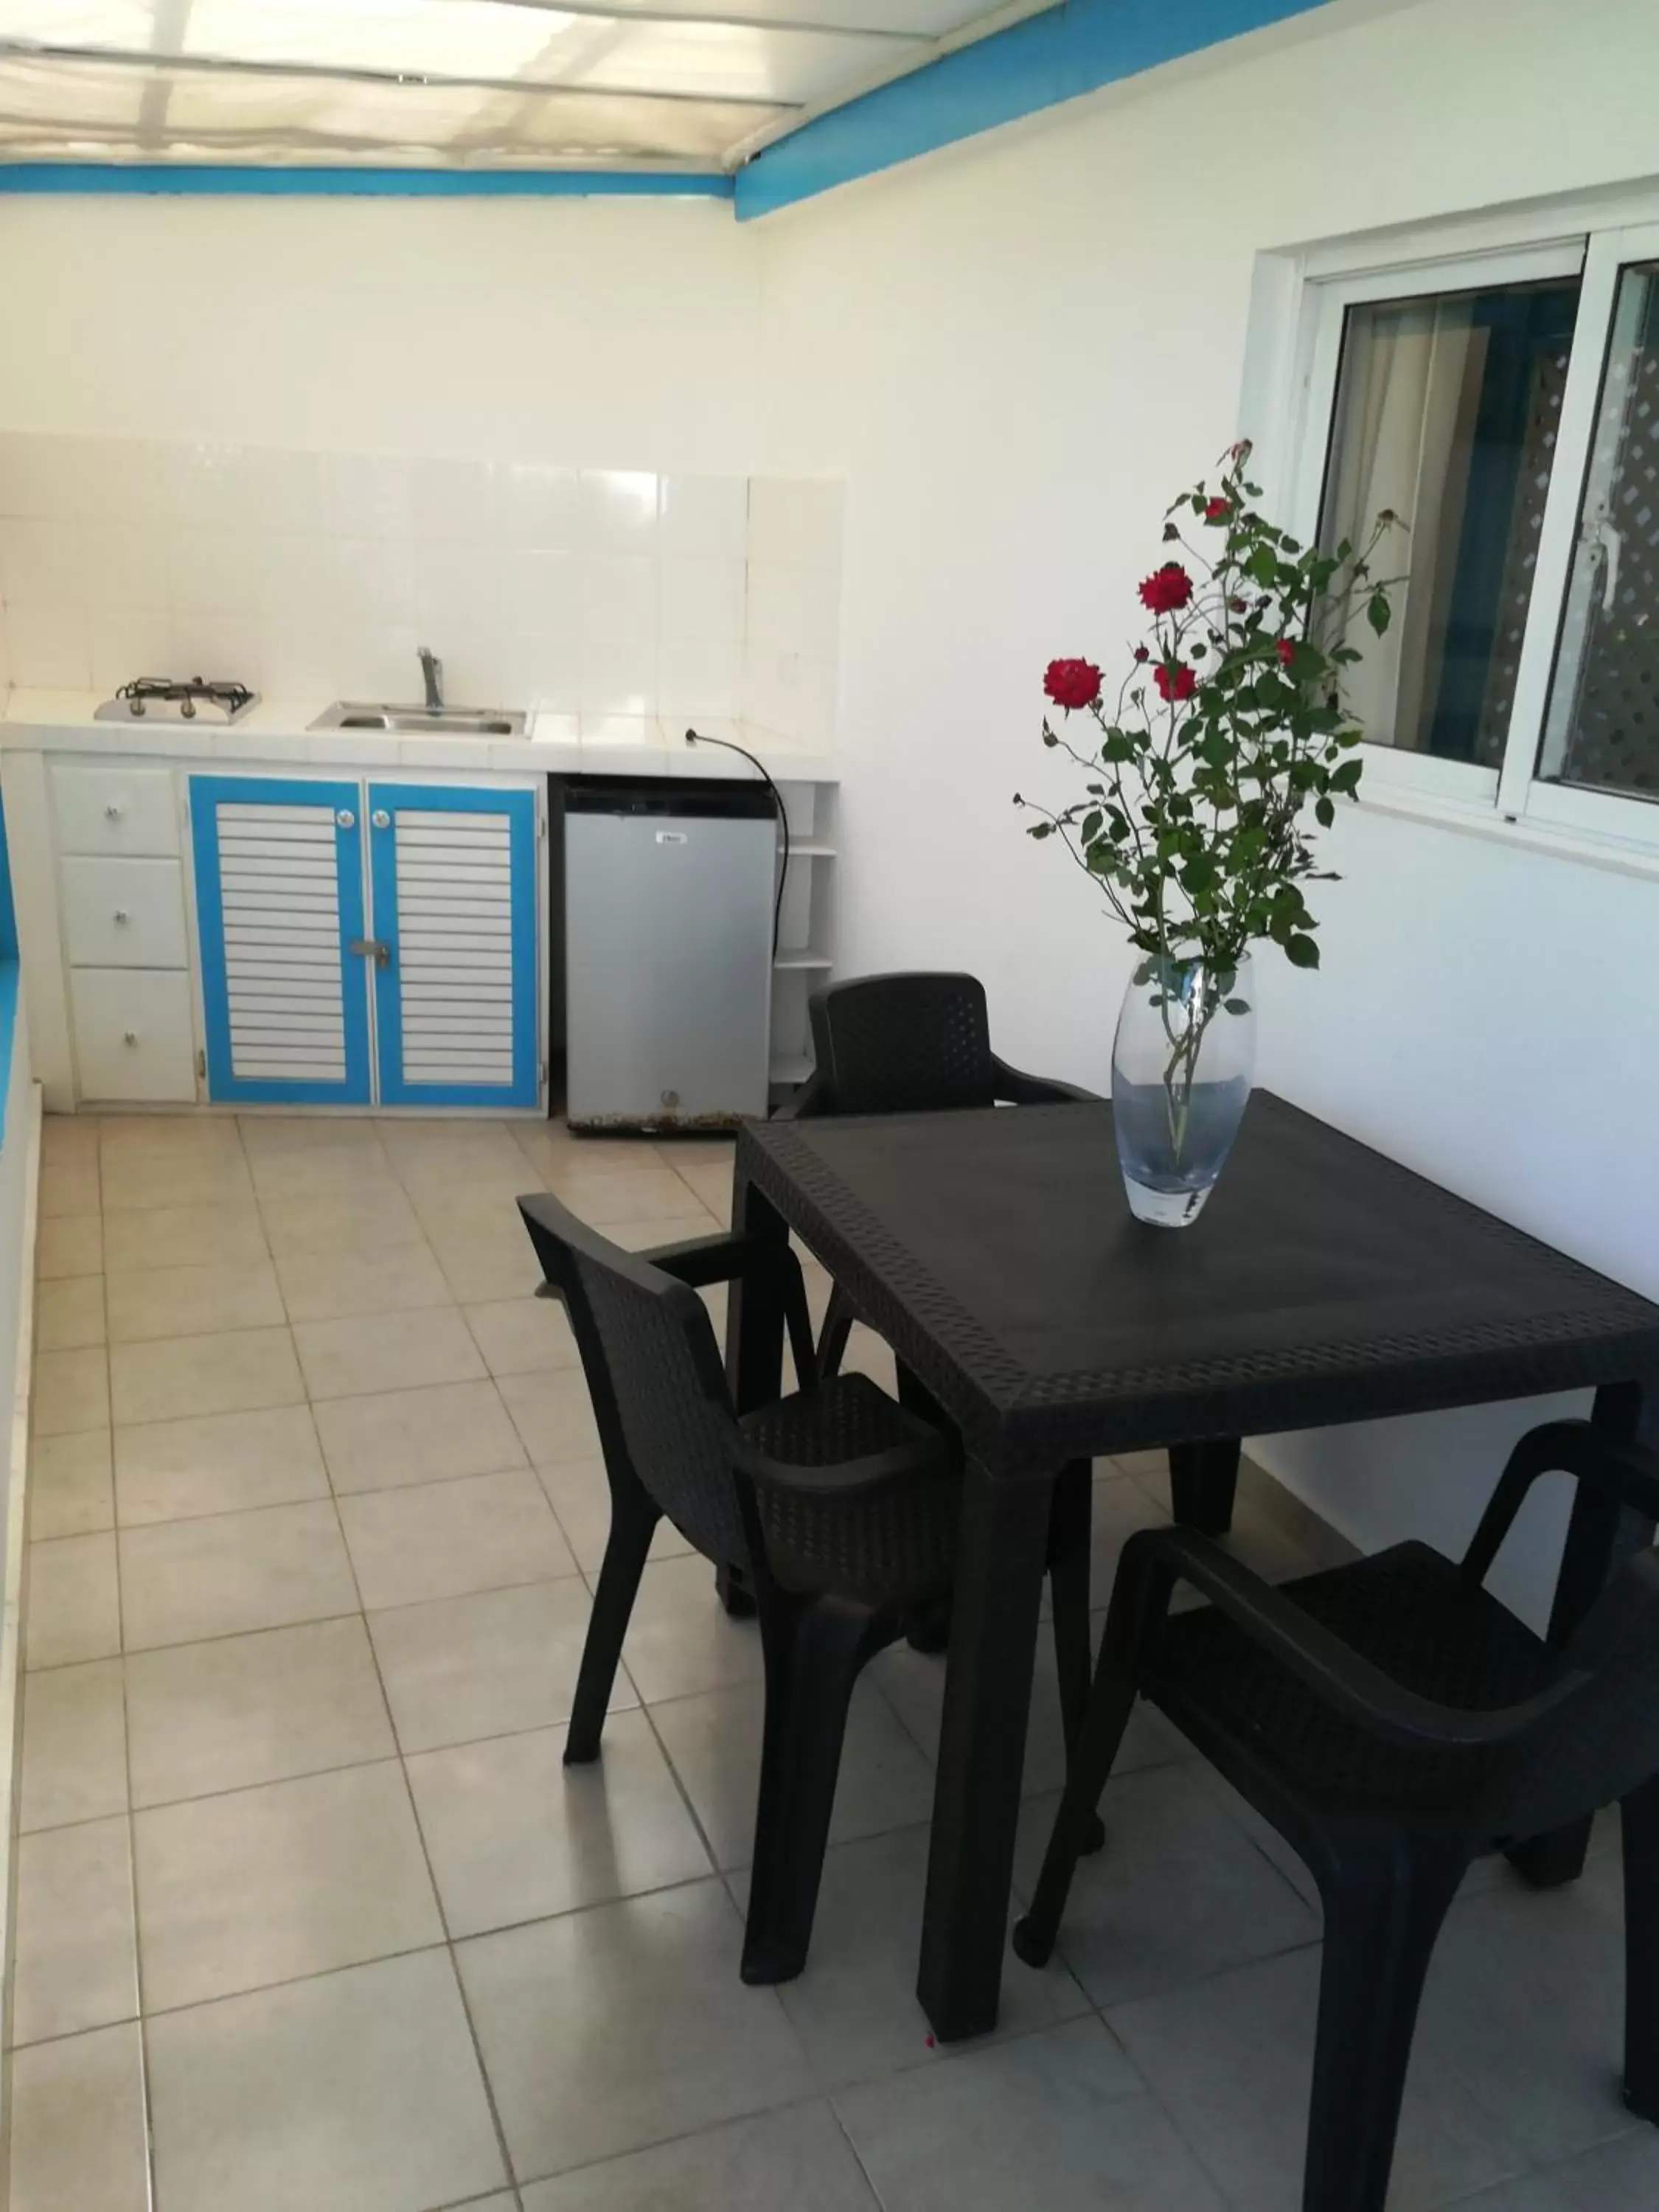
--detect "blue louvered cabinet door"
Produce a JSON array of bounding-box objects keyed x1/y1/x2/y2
[
  {"x1": 367, "y1": 784, "x2": 540, "y2": 1109},
  {"x1": 189, "y1": 776, "x2": 373, "y2": 1105}
]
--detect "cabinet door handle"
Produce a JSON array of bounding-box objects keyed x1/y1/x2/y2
[
  {"x1": 336, "y1": 810, "x2": 355, "y2": 830},
  {"x1": 349, "y1": 937, "x2": 391, "y2": 968},
  {"x1": 372, "y1": 810, "x2": 391, "y2": 830},
  {"x1": 122, "y1": 1030, "x2": 139, "y2": 1046},
  {"x1": 105, "y1": 804, "x2": 123, "y2": 820},
  {"x1": 114, "y1": 909, "x2": 130, "y2": 925}
]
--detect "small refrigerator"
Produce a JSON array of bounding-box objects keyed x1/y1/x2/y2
[{"x1": 563, "y1": 779, "x2": 776, "y2": 1130}]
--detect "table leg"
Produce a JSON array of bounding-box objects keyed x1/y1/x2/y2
[
  {"x1": 918, "y1": 1455, "x2": 1052, "y2": 2042},
  {"x1": 1169, "y1": 1437, "x2": 1241, "y2": 1535},
  {"x1": 718, "y1": 1166, "x2": 789, "y2": 1619},
  {"x1": 1507, "y1": 1377, "x2": 1657, "y2": 1888}
]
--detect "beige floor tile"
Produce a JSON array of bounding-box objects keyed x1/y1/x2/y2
[
  {"x1": 26, "y1": 1531, "x2": 120, "y2": 1669},
  {"x1": 606, "y1": 1211, "x2": 723, "y2": 1253},
  {"x1": 672, "y1": 1158, "x2": 737, "y2": 1223},
  {"x1": 102, "y1": 1146, "x2": 254, "y2": 1214},
  {"x1": 102, "y1": 1201, "x2": 268, "y2": 1274},
  {"x1": 457, "y1": 1879, "x2": 812, "y2": 2180},
  {"x1": 147, "y1": 1948, "x2": 508, "y2": 2212},
  {"x1": 369, "y1": 1575, "x2": 619, "y2": 1753},
  {"x1": 29, "y1": 1428, "x2": 114, "y2": 1539},
  {"x1": 238, "y1": 1113, "x2": 386, "y2": 1155},
  {"x1": 272, "y1": 1239, "x2": 452, "y2": 1323},
  {"x1": 32, "y1": 1345, "x2": 110, "y2": 1436},
  {"x1": 105, "y1": 1259, "x2": 285, "y2": 1343},
  {"x1": 99, "y1": 1113, "x2": 242, "y2": 1158},
  {"x1": 613, "y1": 1551, "x2": 765, "y2": 1705},
  {"x1": 42, "y1": 1112, "x2": 101, "y2": 1164},
  {"x1": 312, "y1": 1377, "x2": 526, "y2": 1493},
  {"x1": 339, "y1": 1467, "x2": 576, "y2": 1610},
  {"x1": 431, "y1": 1230, "x2": 547, "y2": 1303},
  {"x1": 380, "y1": 1118, "x2": 531, "y2": 1179},
  {"x1": 39, "y1": 1155, "x2": 102, "y2": 1217},
  {"x1": 135, "y1": 1760, "x2": 444, "y2": 2011},
  {"x1": 409, "y1": 1183, "x2": 535, "y2": 1243},
  {"x1": 109, "y1": 1325, "x2": 303, "y2": 1425},
  {"x1": 260, "y1": 1185, "x2": 424, "y2": 1258},
  {"x1": 11, "y1": 1815, "x2": 139, "y2": 2045},
  {"x1": 520, "y1": 2103, "x2": 880, "y2": 2212},
  {"x1": 246, "y1": 1146, "x2": 404, "y2": 1207},
  {"x1": 541, "y1": 1163, "x2": 707, "y2": 1228},
  {"x1": 498, "y1": 1364, "x2": 602, "y2": 1464},
  {"x1": 35, "y1": 1213, "x2": 104, "y2": 1280},
  {"x1": 535, "y1": 1455, "x2": 692, "y2": 1573},
  {"x1": 8, "y1": 2022, "x2": 150, "y2": 2212},
  {"x1": 119, "y1": 1499, "x2": 357, "y2": 1651},
  {"x1": 292, "y1": 1304, "x2": 485, "y2": 1400},
  {"x1": 464, "y1": 1294, "x2": 579, "y2": 1376},
  {"x1": 514, "y1": 1126, "x2": 664, "y2": 1179},
  {"x1": 407, "y1": 1706, "x2": 712, "y2": 1938},
  {"x1": 126, "y1": 1615, "x2": 394, "y2": 1806},
  {"x1": 114, "y1": 1403, "x2": 327, "y2": 1526},
  {"x1": 35, "y1": 1274, "x2": 106, "y2": 1352},
  {"x1": 20, "y1": 1657, "x2": 128, "y2": 1832}
]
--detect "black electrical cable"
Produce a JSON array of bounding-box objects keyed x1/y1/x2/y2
[{"x1": 684, "y1": 726, "x2": 789, "y2": 961}]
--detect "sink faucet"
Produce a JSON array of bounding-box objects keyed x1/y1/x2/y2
[{"x1": 417, "y1": 645, "x2": 444, "y2": 712}]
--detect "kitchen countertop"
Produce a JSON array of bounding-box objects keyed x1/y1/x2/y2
[{"x1": 0, "y1": 693, "x2": 838, "y2": 784}]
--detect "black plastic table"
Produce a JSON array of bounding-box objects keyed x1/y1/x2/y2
[{"x1": 725, "y1": 1091, "x2": 1659, "y2": 2042}]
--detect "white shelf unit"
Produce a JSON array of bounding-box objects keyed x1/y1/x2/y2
[{"x1": 771, "y1": 780, "x2": 837, "y2": 1093}]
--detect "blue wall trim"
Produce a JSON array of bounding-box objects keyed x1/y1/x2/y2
[
  {"x1": 734, "y1": 0, "x2": 1331, "y2": 219},
  {"x1": 0, "y1": 793, "x2": 17, "y2": 967},
  {"x1": 0, "y1": 161, "x2": 732, "y2": 201},
  {"x1": 369, "y1": 785, "x2": 540, "y2": 1111},
  {"x1": 190, "y1": 776, "x2": 375, "y2": 1107}
]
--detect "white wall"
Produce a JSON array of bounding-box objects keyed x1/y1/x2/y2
[{"x1": 749, "y1": 0, "x2": 1659, "y2": 1620}]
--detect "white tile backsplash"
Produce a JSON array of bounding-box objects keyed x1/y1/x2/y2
[{"x1": 0, "y1": 432, "x2": 843, "y2": 740}]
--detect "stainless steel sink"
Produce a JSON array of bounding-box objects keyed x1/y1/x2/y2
[{"x1": 310, "y1": 701, "x2": 527, "y2": 737}]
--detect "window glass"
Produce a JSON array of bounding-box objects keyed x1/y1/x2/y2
[
  {"x1": 1537, "y1": 261, "x2": 1659, "y2": 803},
  {"x1": 1319, "y1": 276, "x2": 1581, "y2": 765}
]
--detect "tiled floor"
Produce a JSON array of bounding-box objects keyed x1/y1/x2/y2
[{"x1": 10, "y1": 1110, "x2": 1655, "y2": 2211}]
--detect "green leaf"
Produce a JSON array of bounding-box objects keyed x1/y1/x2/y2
[
  {"x1": 1315, "y1": 796, "x2": 1335, "y2": 828},
  {"x1": 1285, "y1": 935, "x2": 1321, "y2": 969},
  {"x1": 1366, "y1": 593, "x2": 1391, "y2": 636},
  {"x1": 1224, "y1": 997, "x2": 1251, "y2": 1015}
]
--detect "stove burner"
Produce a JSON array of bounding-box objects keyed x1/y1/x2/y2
[{"x1": 115, "y1": 676, "x2": 255, "y2": 720}]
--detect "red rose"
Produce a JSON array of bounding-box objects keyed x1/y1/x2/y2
[
  {"x1": 1153, "y1": 664, "x2": 1197, "y2": 703},
  {"x1": 1276, "y1": 638, "x2": 1295, "y2": 667},
  {"x1": 1204, "y1": 498, "x2": 1231, "y2": 522},
  {"x1": 1133, "y1": 645, "x2": 1150, "y2": 663},
  {"x1": 1139, "y1": 563, "x2": 1193, "y2": 613},
  {"x1": 1043, "y1": 658, "x2": 1102, "y2": 712}
]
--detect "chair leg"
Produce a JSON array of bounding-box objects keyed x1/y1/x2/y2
[
  {"x1": 1011, "y1": 1644, "x2": 1138, "y2": 1968},
  {"x1": 1301, "y1": 1840, "x2": 1466, "y2": 2212},
  {"x1": 1622, "y1": 1776, "x2": 1659, "y2": 2123},
  {"x1": 815, "y1": 1287, "x2": 855, "y2": 1380},
  {"x1": 1046, "y1": 1461, "x2": 1105, "y2": 1854},
  {"x1": 563, "y1": 1476, "x2": 660, "y2": 1766},
  {"x1": 741, "y1": 1593, "x2": 883, "y2": 1986}
]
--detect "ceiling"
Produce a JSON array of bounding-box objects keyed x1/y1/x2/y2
[{"x1": 0, "y1": 1, "x2": 1054, "y2": 173}]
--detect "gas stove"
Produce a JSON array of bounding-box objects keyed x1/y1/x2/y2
[{"x1": 93, "y1": 677, "x2": 260, "y2": 726}]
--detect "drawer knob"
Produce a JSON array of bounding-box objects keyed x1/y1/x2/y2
[
  {"x1": 336, "y1": 810, "x2": 355, "y2": 830},
  {"x1": 114, "y1": 909, "x2": 130, "y2": 925},
  {"x1": 122, "y1": 1030, "x2": 139, "y2": 1046},
  {"x1": 105, "y1": 804, "x2": 123, "y2": 820}
]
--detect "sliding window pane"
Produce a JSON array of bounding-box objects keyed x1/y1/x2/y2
[
  {"x1": 1537, "y1": 262, "x2": 1659, "y2": 803},
  {"x1": 1319, "y1": 276, "x2": 1581, "y2": 765}
]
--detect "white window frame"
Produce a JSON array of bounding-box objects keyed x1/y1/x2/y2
[{"x1": 1252, "y1": 184, "x2": 1659, "y2": 872}]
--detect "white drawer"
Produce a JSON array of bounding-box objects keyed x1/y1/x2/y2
[
  {"x1": 60, "y1": 857, "x2": 189, "y2": 970},
  {"x1": 52, "y1": 765, "x2": 181, "y2": 858},
  {"x1": 72, "y1": 970, "x2": 197, "y2": 1103}
]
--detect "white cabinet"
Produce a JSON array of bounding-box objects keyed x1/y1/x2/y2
[
  {"x1": 70, "y1": 970, "x2": 196, "y2": 1102},
  {"x1": 60, "y1": 857, "x2": 190, "y2": 970}
]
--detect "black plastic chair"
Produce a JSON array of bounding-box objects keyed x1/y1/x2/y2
[
  {"x1": 517, "y1": 1189, "x2": 1099, "y2": 1986},
  {"x1": 1013, "y1": 1419, "x2": 1659, "y2": 2211},
  {"x1": 782, "y1": 970, "x2": 1095, "y2": 1380}
]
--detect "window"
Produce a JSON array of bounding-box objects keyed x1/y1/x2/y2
[{"x1": 1276, "y1": 204, "x2": 1659, "y2": 859}]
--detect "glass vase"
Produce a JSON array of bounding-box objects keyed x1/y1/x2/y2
[{"x1": 1110, "y1": 951, "x2": 1256, "y2": 1228}]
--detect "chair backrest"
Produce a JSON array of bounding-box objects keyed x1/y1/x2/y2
[
  {"x1": 1489, "y1": 1548, "x2": 1659, "y2": 1839},
  {"x1": 809, "y1": 972, "x2": 998, "y2": 1116},
  {"x1": 517, "y1": 1193, "x2": 754, "y2": 1571}
]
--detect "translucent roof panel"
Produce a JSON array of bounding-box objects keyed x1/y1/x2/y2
[{"x1": 0, "y1": 1, "x2": 1048, "y2": 171}]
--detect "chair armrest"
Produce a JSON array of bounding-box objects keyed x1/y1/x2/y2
[
  {"x1": 989, "y1": 1056, "x2": 1101, "y2": 1107},
  {"x1": 1121, "y1": 1527, "x2": 1582, "y2": 1753},
  {"x1": 643, "y1": 1231, "x2": 817, "y2": 1387},
  {"x1": 1463, "y1": 1420, "x2": 1659, "y2": 1591},
  {"x1": 771, "y1": 1071, "x2": 831, "y2": 1121}
]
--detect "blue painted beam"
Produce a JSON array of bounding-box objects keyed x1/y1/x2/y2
[
  {"x1": 0, "y1": 161, "x2": 733, "y2": 200},
  {"x1": 734, "y1": 0, "x2": 1332, "y2": 219}
]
